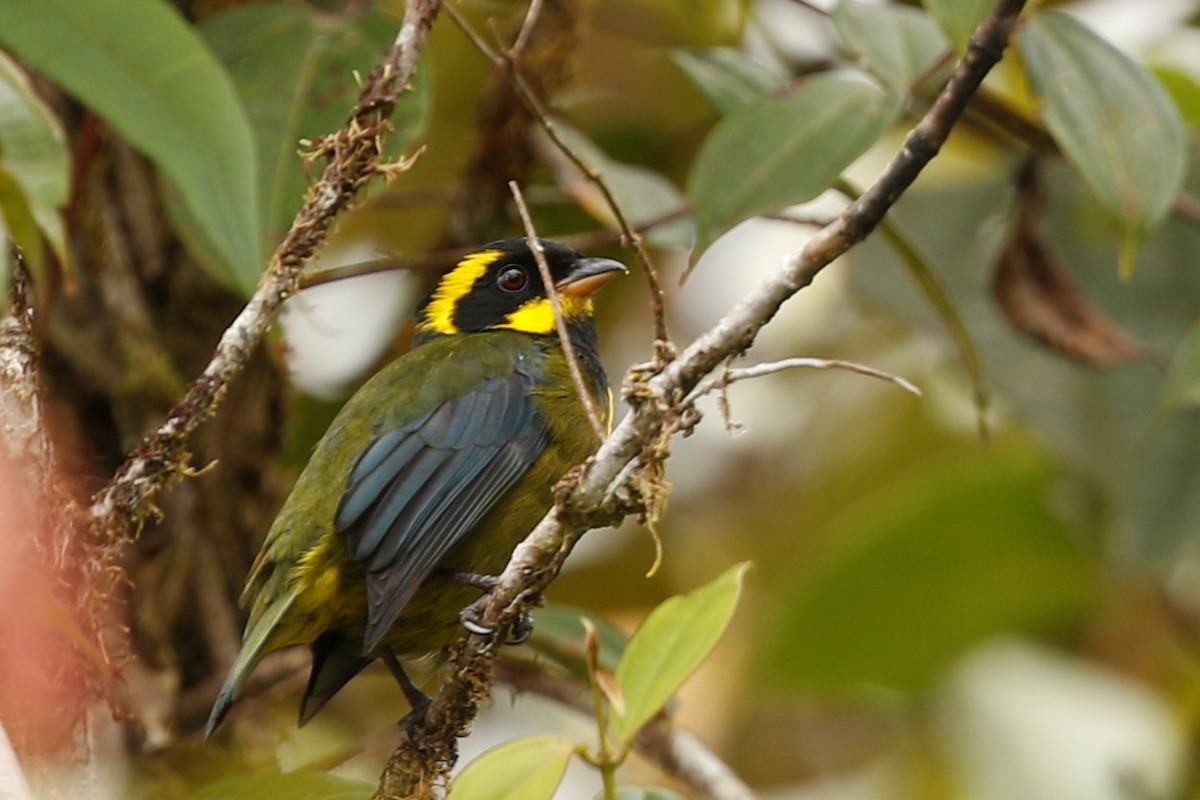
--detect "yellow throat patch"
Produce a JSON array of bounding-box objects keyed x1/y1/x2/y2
[{"x1": 499, "y1": 295, "x2": 593, "y2": 335}]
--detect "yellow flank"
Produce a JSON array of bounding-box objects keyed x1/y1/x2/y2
[
  {"x1": 500, "y1": 296, "x2": 593, "y2": 335},
  {"x1": 418, "y1": 249, "x2": 500, "y2": 335},
  {"x1": 289, "y1": 538, "x2": 350, "y2": 637}
]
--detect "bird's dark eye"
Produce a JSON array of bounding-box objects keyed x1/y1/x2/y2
[{"x1": 496, "y1": 265, "x2": 528, "y2": 292}]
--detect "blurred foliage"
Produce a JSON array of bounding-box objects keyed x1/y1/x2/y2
[{"x1": 4, "y1": 0, "x2": 1200, "y2": 798}]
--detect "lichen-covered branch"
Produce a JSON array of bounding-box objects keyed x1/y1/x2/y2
[{"x1": 373, "y1": 0, "x2": 1028, "y2": 796}]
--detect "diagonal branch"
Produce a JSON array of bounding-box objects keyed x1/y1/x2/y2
[{"x1": 374, "y1": 0, "x2": 1029, "y2": 795}]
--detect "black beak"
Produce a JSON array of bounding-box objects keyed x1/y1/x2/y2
[{"x1": 556, "y1": 257, "x2": 627, "y2": 298}]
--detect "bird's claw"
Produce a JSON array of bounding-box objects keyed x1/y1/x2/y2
[
  {"x1": 459, "y1": 603, "x2": 535, "y2": 645},
  {"x1": 506, "y1": 610, "x2": 534, "y2": 645}
]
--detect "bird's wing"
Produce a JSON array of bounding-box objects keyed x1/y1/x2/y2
[{"x1": 335, "y1": 371, "x2": 549, "y2": 652}]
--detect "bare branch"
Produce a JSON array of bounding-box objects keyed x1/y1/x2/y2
[
  {"x1": 511, "y1": 0, "x2": 544, "y2": 57},
  {"x1": 510, "y1": 181, "x2": 608, "y2": 439},
  {"x1": 686, "y1": 357, "x2": 923, "y2": 406}
]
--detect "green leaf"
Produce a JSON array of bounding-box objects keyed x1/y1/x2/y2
[
  {"x1": 672, "y1": 47, "x2": 787, "y2": 115},
  {"x1": 541, "y1": 126, "x2": 693, "y2": 249},
  {"x1": 1154, "y1": 66, "x2": 1200, "y2": 128},
  {"x1": 833, "y1": 0, "x2": 951, "y2": 90},
  {"x1": 764, "y1": 443, "x2": 1097, "y2": 692},
  {"x1": 187, "y1": 770, "x2": 373, "y2": 800},
  {"x1": 1017, "y1": 10, "x2": 1186, "y2": 278},
  {"x1": 0, "y1": 51, "x2": 69, "y2": 272},
  {"x1": 200, "y1": 4, "x2": 428, "y2": 251},
  {"x1": 922, "y1": 0, "x2": 992, "y2": 51},
  {"x1": 610, "y1": 562, "x2": 749, "y2": 743},
  {"x1": 687, "y1": 73, "x2": 901, "y2": 253},
  {"x1": 0, "y1": 164, "x2": 45, "y2": 283},
  {"x1": 0, "y1": 0, "x2": 262, "y2": 294},
  {"x1": 1162, "y1": 322, "x2": 1200, "y2": 410},
  {"x1": 448, "y1": 735, "x2": 576, "y2": 800}
]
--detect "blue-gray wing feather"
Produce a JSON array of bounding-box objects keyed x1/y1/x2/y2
[{"x1": 334, "y1": 371, "x2": 549, "y2": 653}]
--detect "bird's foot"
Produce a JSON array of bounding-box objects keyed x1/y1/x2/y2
[{"x1": 459, "y1": 596, "x2": 536, "y2": 645}]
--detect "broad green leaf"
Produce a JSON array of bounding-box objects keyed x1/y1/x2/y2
[
  {"x1": 764, "y1": 443, "x2": 1097, "y2": 692},
  {"x1": 672, "y1": 47, "x2": 787, "y2": 115},
  {"x1": 1017, "y1": 10, "x2": 1186, "y2": 278},
  {"x1": 603, "y1": 788, "x2": 688, "y2": 800},
  {"x1": 448, "y1": 735, "x2": 576, "y2": 800},
  {"x1": 1154, "y1": 66, "x2": 1200, "y2": 128},
  {"x1": 610, "y1": 562, "x2": 749, "y2": 743},
  {"x1": 1162, "y1": 322, "x2": 1200, "y2": 410},
  {"x1": 876, "y1": 212, "x2": 988, "y2": 436},
  {"x1": 529, "y1": 603, "x2": 629, "y2": 676},
  {"x1": 0, "y1": 0, "x2": 262, "y2": 295},
  {"x1": 0, "y1": 165, "x2": 44, "y2": 285},
  {"x1": 688, "y1": 73, "x2": 901, "y2": 253},
  {"x1": 833, "y1": 0, "x2": 951, "y2": 90},
  {"x1": 541, "y1": 126, "x2": 693, "y2": 249},
  {"x1": 0, "y1": 52, "x2": 69, "y2": 272},
  {"x1": 922, "y1": 0, "x2": 992, "y2": 51},
  {"x1": 187, "y1": 770, "x2": 373, "y2": 800},
  {"x1": 201, "y1": 4, "x2": 428, "y2": 251}
]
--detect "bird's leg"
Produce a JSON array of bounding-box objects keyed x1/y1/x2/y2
[
  {"x1": 381, "y1": 649, "x2": 432, "y2": 736},
  {"x1": 446, "y1": 570, "x2": 536, "y2": 645}
]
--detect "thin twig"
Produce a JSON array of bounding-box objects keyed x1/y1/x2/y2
[
  {"x1": 395, "y1": 0, "x2": 1027, "y2": 792},
  {"x1": 686, "y1": 357, "x2": 922, "y2": 406},
  {"x1": 509, "y1": 181, "x2": 607, "y2": 439},
  {"x1": 511, "y1": 0, "x2": 544, "y2": 57},
  {"x1": 444, "y1": 2, "x2": 673, "y2": 360}
]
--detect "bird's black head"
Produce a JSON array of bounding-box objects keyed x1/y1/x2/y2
[{"x1": 415, "y1": 238, "x2": 625, "y2": 337}]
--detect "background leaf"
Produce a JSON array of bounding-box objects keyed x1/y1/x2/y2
[
  {"x1": 0, "y1": 51, "x2": 69, "y2": 276},
  {"x1": 833, "y1": 0, "x2": 951, "y2": 90},
  {"x1": 528, "y1": 603, "x2": 629, "y2": 677},
  {"x1": 610, "y1": 562, "x2": 748, "y2": 743},
  {"x1": 763, "y1": 441, "x2": 1097, "y2": 692},
  {"x1": 200, "y1": 4, "x2": 429, "y2": 251},
  {"x1": 448, "y1": 735, "x2": 576, "y2": 800},
  {"x1": 1162, "y1": 321, "x2": 1200, "y2": 410},
  {"x1": 1017, "y1": 10, "x2": 1186, "y2": 277},
  {"x1": 672, "y1": 47, "x2": 786, "y2": 116},
  {"x1": 0, "y1": 0, "x2": 262, "y2": 294},
  {"x1": 687, "y1": 73, "x2": 901, "y2": 253},
  {"x1": 922, "y1": 0, "x2": 993, "y2": 51}
]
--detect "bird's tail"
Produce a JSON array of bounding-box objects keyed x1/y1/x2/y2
[{"x1": 205, "y1": 591, "x2": 298, "y2": 738}]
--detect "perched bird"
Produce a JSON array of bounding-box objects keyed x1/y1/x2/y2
[{"x1": 206, "y1": 238, "x2": 624, "y2": 736}]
